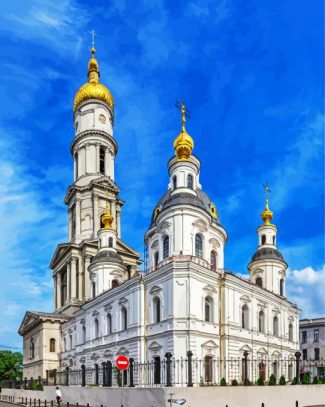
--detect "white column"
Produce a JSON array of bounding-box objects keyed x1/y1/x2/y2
[
  {"x1": 93, "y1": 194, "x2": 99, "y2": 235},
  {"x1": 84, "y1": 255, "x2": 91, "y2": 300},
  {"x1": 78, "y1": 259, "x2": 83, "y2": 300},
  {"x1": 116, "y1": 207, "x2": 121, "y2": 237},
  {"x1": 111, "y1": 200, "x2": 116, "y2": 230},
  {"x1": 73, "y1": 155, "x2": 76, "y2": 181},
  {"x1": 54, "y1": 276, "x2": 57, "y2": 309},
  {"x1": 70, "y1": 257, "x2": 77, "y2": 301},
  {"x1": 66, "y1": 262, "x2": 71, "y2": 302},
  {"x1": 56, "y1": 272, "x2": 61, "y2": 309},
  {"x1": 110, "y1": 151, "x2": 114, "y2": 180},
  {"x1": 68, "y1": 210, "x2": 72, "y2": 241},
  {"x1": 76, "y1": 198, "x2": 81, "y2": 237}
]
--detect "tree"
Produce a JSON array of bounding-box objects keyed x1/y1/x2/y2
[{"x1": 0, "y1": 351, "x2": 23, "y2": 381}]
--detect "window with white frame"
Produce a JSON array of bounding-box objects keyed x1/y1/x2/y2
[
  {"x1": 153, "y1": 297, "x2": 161, "y2": 323},
  {"x1": 121, "y1": 306, "x2": 127, "y2": 330},
  {"x1": 273, "y1": 316, "x2": 279, "y2": 337},
  {"x1": 94, "y1": 318, "x2": 99, "y2": 338},
  {"x1": 258, "y1": 310, "x2": 265, "y2": 333},
  {"x1": 195, "y1": 234, "x2": 203, "y2": 258},
  {"x1": 163, "y1": 236, "x2": 169, "y2": 259},
  {"x1": 241, "y1": 304, "x2": 249, "y2": 329},
  {"x1": 107, "y1": 313, "x2": 112, "y2": 335},
  {"x1": 204, "y1": 296, "x2": 213, "y2": 322}
]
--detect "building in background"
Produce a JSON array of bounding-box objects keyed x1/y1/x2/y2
[{"x1": 18, "y1": 44, "x2": 300, "y2": 385}]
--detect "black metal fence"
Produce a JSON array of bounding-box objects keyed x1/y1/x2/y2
[{"x1": 2, "y1": 352, "x2": 325, "y2": 389}]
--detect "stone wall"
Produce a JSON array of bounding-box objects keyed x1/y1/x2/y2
[{"x1": 1, "y1": 385, "x2": 325, "y2": 407}]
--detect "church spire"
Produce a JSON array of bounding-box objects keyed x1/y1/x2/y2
[
  {"x1": 173, "y1": 101, "x2": 194, "y2": 160},
  {"x1": 261, "y1": 182, "x2": 274, "y2": 225}
]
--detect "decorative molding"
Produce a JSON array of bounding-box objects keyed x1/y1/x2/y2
[
  {"x1": 158, "y1": 220, "x2": 171, "y2": 233},
  {"x1": 192, "y1": 219, "x2": 208, "y2": 233}
]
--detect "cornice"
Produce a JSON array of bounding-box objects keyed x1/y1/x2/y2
[{"x1": 70, "y1": 129, "x2": 118, "y2": 156}]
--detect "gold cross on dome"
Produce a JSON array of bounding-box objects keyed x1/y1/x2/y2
[
  {"x1": 89, "y1": 29, "x2": 97, "y2": 49},
  {"x1": 263, "y1": 182, "x2": 271, "y2": 207},
  {"x1": 175, "y1": 100, "x2": 191, "y2": 129}
]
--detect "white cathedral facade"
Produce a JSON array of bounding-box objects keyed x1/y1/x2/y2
[{"x1": 19, "y1": 45, "x2": 299, "y2": 385}]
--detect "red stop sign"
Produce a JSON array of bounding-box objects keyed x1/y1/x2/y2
[{"x1": 116, "y1": 355, "x2": 129, "y2": 371}]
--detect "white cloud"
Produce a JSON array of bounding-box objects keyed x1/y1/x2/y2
[{"x1": 286, "y1": 265, "x2": 325, "y2": 318}]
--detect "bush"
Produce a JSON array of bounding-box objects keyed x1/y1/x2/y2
[
  {"x1": 268, "y1": 374, "x2": 276, "y2": 386},
  {"x1": 312, "y1": 376, "x2": 319, "y2": 384},
  {"x1": 231, "y1": 379, "x2": 238, "y2": 386},
  {"x1": 279, "y1": 375, "x2": 286, "y2": 385},
  {"x1": 302, "y1": 372, "x2": 311, "y2": 385},
  {"x1": 257, "y1": 377, "x2": 264, "y2": 386},
  {"x1": 220, "y1": 378, "x2": 227, "y2": 386},
  {"x1": 291, "y1": 377, "x2": 298, "y2": 385}
]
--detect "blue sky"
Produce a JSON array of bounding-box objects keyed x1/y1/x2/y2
[{"x1": 0, "y1": 0, "x2": 323, "y2": 349}]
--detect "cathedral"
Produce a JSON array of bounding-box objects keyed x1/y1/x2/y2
[{"x1": 18, "y1": 44, "x2": 299, "y2": 385}]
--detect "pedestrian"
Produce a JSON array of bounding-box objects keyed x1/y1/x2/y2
[{"x1": 55, "y1": 387, "x2": 62, "y2": 405}]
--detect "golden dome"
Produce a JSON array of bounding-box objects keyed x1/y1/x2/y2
[
  {"x1": 174, "y1": 102, "x2": 194, "y2": 160},
  {"x1": 101, "y1": 208, "x2": 114, "y2": 230},
  {"x1": 73, "y1": 47, "x2": 114, "y2": 111}
]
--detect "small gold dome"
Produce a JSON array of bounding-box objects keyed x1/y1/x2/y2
[
  {"x1": 174, "y1": 102, "x2": 194, "y2": 160},
  {"x1": 73, "y1": 47, "x2": 114, "y2": 111},
  {"x1": 101, "y1": 208, "x2": 114, "y2": 230}
]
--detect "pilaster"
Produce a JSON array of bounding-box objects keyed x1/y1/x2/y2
[
  {"x1": 84, "y1": 255, "x2": 92, "y2": 300},
  {"x1": 56, "y1": 272, "x2": 62, "y2": 309}
]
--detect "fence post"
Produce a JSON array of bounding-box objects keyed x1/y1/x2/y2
[
  {"x1": 165, "y1": 352, "x2": 172, "y2": 387},
  {"x1": 295, "y1": 351, "x2": 301, "y2": 384},
  {"x1": 53, "y1": 369, "x2": 57, "y2": 386},
  {"x1": 38, "y1": 376, "x2": 42, "y2": 389},
  {"x1": 129, "y1": 358, "x2": 134, "y2": 387},
  {"x1": 81, "y1": 365, "x2": 86, "y2": 387},
  {"x1": 66, "y1": 367, "x2": 69, "y2": 386},
  {"x1": 24, "y1": 377, "x2": 27, "y2": 389},
  {"x1": 187, "y1": 351, "x2": 193, "y2": 387},
  {"x1": 46, "y1": 370, "x2": 49, "y2": 386},
  {"x1": 95, "y1": 364, "x2": 99, "y2": 386},
  {"x1": 243, "y1": 351, "x2": 249, "y2": 385}
]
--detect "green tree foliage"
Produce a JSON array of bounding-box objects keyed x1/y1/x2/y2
[
  {"x1": 220, "y1": 377, "x2": 227, "y2": 386},
  {"x1": 0, "y1": 351, "x2": 23, "y2": 381},
  {"x1": 268, "y1": 374, "x2": 276, "y2": 385},
  {"x1": 279, "y1": 375, "x2": 286, "y2": 385},
  {"x1": 231, "y1": 379, "x2": 238, "y2": 386},
  {"x1": 257, "y1": 376, "x2": 264, "y2": 386}
]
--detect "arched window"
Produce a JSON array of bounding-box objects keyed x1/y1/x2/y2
[
  {"x1": 154, "y1": 252, "x2": 159, "y2": 268},
  {"x1": 153, "y1": 297, "x2": 161, "y2": 323},
  {"x1": 63, "y1": 337, "x2": 66, "y2": 352},
  {"x1": 82, "y1": 326, "x2": 86, "y2": 344},
  {"x1": 127, "y1": 265, "x2": 132, "y2": 280},
  {"x1": 256, "y1": 277, "x2": 263, "y2": 287},
  {"x1": 94, "y1": 318, "x2": 99, "y2": 338},
  {"x1": 273, "y1": 316, "x2": 279, "y2": 337},
  {"x1": 69, "y1": 334, "x2": 73, "y2": 350},
  {"x1": 107, "y1": 314, "x2": 112, "y2": 335},
  {"x1": 112, "y1": 279, "x2": 119, "y2": 289},
  {"x1": 280, "y1": 279, "x2": 284, "y2": 296},
  {"x1": 272, "y1": 235, "x2": 275, "y2": 245},
  {"x1": 187, "y1": 174, "x2": 193, "y2": 189},
  {"x1": 92, "y1": 282, "x2": 96, "y2": 298},
  {"x1": 121, "y1": 307, "x2": 127, "y2": 330},
  {"x1": 75, "y1": 152, "x2": 79, "y2": 179},
  {"x1": 205, "y1": 296, "x2": 213, "y2": 322},
  {"x1": 108, "y1": 237, "x2": 113, "y2": 248},
  {"x1": 210, "y1": 250, "x2": 217, "y2": 271},
  {"x1": 242, "y1": 304, "x2": 249, "y2": 329},
  {"x1": 195, "y1": 234, "x2": 203, "y2": 258},
  {"x1": 99, "y1": 146, "x2": 105, "y2": 174},
  {"x1": 258, "y1": 310, "x2": 265, "y2": 333},
  {"x1": 261, "y1": 235, "x2": 266, "y2": 245},
  {"x1": 29, "y1": 338, "x2": 35, "y2": 359},
  {"x1": 49, "y1": 338, "x2": 56, "y2": 352},
  {"x1": 172, "y1": 175, "x2": 177, "y2": 189},
  {"x1": 163, "y1": 236, "x2": 169, "y2": 259},
  {"x1": 288, "y1": 323, "x2": 293, "y2": 342}
]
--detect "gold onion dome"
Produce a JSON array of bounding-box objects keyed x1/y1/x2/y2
[
  {"x1": 101, "y1": 207, "x2": 114, "y2": 230},
  {"x1": 73, "y1": 47, "x2": 114, "y2": 111},
  {"x1": 174, "y1": 102, "x2": 194, "y2": 160}
]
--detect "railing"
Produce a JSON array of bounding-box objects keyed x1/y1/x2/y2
[{"x1": 2, "y1": 352, "x2": 324, "y2": 389}]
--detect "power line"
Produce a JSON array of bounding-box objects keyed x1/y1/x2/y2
[{"x1": 0, "y1": 344, "x2": 23, "y2": 350}]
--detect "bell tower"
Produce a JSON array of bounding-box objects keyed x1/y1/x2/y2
[{"x1": 248, "y1": 184, "x2": 288, "y2": 296}]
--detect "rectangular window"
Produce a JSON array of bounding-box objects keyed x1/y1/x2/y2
[
  {"x1": 314, "y1": 329, "x2": 319, "y2": 342},
  {"x1": 302, "y1": 349, "x2": 307, "y2": 361},
  {"x1": 302, "y1": 331, "x2": 307, "y2": 343},
  {"x1": 315, "y1": 348, "x2": 320, "y2": 361}
]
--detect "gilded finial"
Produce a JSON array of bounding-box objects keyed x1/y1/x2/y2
[
  {"x1": 101, "y1": 188, "x2": 114, "y2": 229},
  {"x1": 87, "y1": 30, "x2": 100, "y2": 84},
  {"x1": 174, "y1": 101, "x2": 194, "y2": 160},
  {"x1": 261, "y1": 182, "x2": 274, "y2": 225}
]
